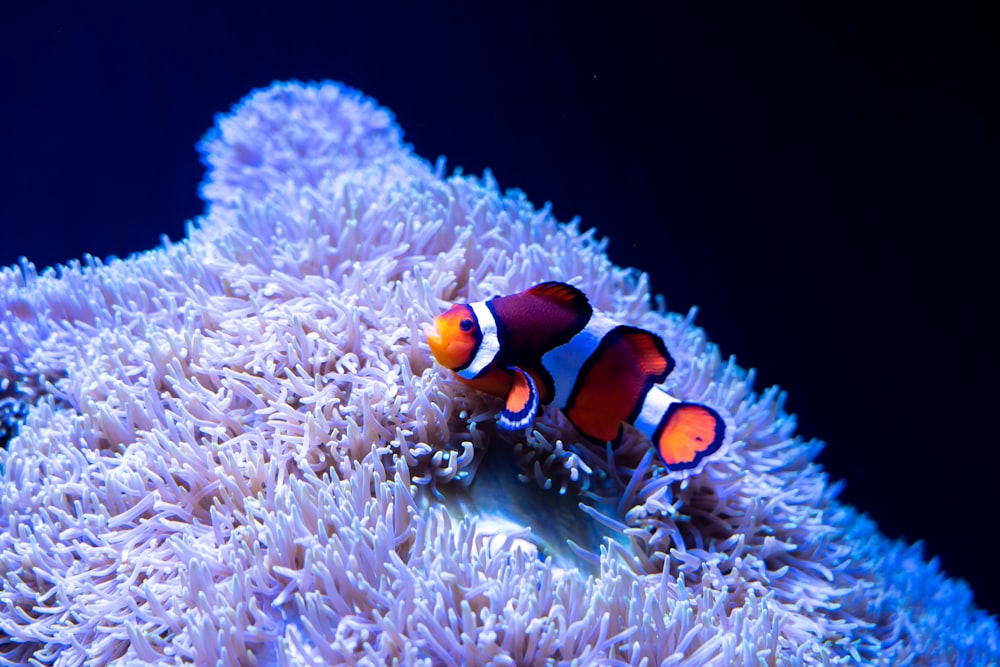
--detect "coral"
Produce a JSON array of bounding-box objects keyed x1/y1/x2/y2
[{"x1": 1, "y1": 80, "x2": 996, "y2": 666}]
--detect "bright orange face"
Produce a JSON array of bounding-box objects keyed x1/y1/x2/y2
[{"x1": 425, "y1": 304, "x2": 480, "y2": 371}]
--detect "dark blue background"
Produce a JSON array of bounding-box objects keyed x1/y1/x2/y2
[{"x1": 3, "y1": 3, "x2": 997, "y2": 614}]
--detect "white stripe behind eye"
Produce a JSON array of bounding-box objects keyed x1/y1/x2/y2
[{"x1": 458, "y1": 301, "x2": 501, "y2": 379}]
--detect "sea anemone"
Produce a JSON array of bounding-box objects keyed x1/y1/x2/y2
[{"x1": 0, "y1": 80, "x2": 996, "y2": 665}]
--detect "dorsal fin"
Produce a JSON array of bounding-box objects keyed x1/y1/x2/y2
[
  {"x1": 523, "y1": 281, "x2": 590, "y2": 313},
  {"x1": 613, "y1": 327, "x2": 675, "y2": 381}
]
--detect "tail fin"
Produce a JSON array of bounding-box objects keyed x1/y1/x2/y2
[{"x1": 654, "y1": 402, "x2": 726, "y2": 472}]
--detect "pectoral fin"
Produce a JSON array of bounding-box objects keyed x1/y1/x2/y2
[{"x1": 497, "y1": 366, "x2": 539, "y2": 430}]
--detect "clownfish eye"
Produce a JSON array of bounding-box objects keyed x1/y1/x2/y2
[{"x1": 459, "y1": 318, "x2": 475, "y2": 332}]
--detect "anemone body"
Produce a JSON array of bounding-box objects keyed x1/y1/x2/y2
[{"x1": 0, "y1": 81, "x2": 996, "y2": 666}]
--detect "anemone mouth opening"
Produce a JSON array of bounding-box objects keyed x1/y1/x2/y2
[
  {"x1": 418, "y1": 406, "x2": 755, "y2": 585},
  {"x1": 425, "y1": 430, "x2": 629, "y2": 576}
]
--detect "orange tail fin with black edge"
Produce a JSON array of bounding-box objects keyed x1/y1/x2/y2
[{"x1": 653, "y1": 402, "x2": 726, "y2": 472}]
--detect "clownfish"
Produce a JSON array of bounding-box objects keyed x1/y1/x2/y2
[{"x1": 425, "y1": 281, "x2": 727, "y2": 474}]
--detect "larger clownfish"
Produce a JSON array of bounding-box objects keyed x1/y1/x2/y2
[{"x1": 425, "y1": 281, "x2": 727, "y2": 474}]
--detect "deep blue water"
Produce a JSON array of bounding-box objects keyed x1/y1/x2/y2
[{"x1": 2, "y1": 2, "x2": 996, "y2": 615}]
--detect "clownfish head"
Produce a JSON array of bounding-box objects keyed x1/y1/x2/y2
[{"x1": 425, "y1": 303, "x2": 482, "y2": 371}]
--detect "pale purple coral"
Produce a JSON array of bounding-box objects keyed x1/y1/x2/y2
[{"x1": 0, "y1": 80, "x2": 996, "y2": 665}]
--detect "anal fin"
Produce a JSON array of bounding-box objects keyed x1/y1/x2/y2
[{"x1": 565, "y1": 407, "x2": 622, "y2": 443}]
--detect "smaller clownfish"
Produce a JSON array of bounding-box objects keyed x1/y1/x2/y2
[{"x1": 425, "y1": 281, "x2": 727, "y2": 474}]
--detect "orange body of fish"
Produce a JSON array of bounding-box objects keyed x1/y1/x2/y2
[{"x1": 425, "y1": 282, "x2": 727, "y2": 474}]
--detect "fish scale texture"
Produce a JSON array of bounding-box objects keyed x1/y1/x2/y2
[{"x1": 0, "y1": 80, "x2": 996, "y2": 666}]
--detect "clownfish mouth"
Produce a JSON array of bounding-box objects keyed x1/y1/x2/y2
[
  {"x1": 424, "y1": 322, "x2": 448, "y2": 366},
  {"x1": 423, "y1": 322, "x2": 442, "y2": 346}
]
